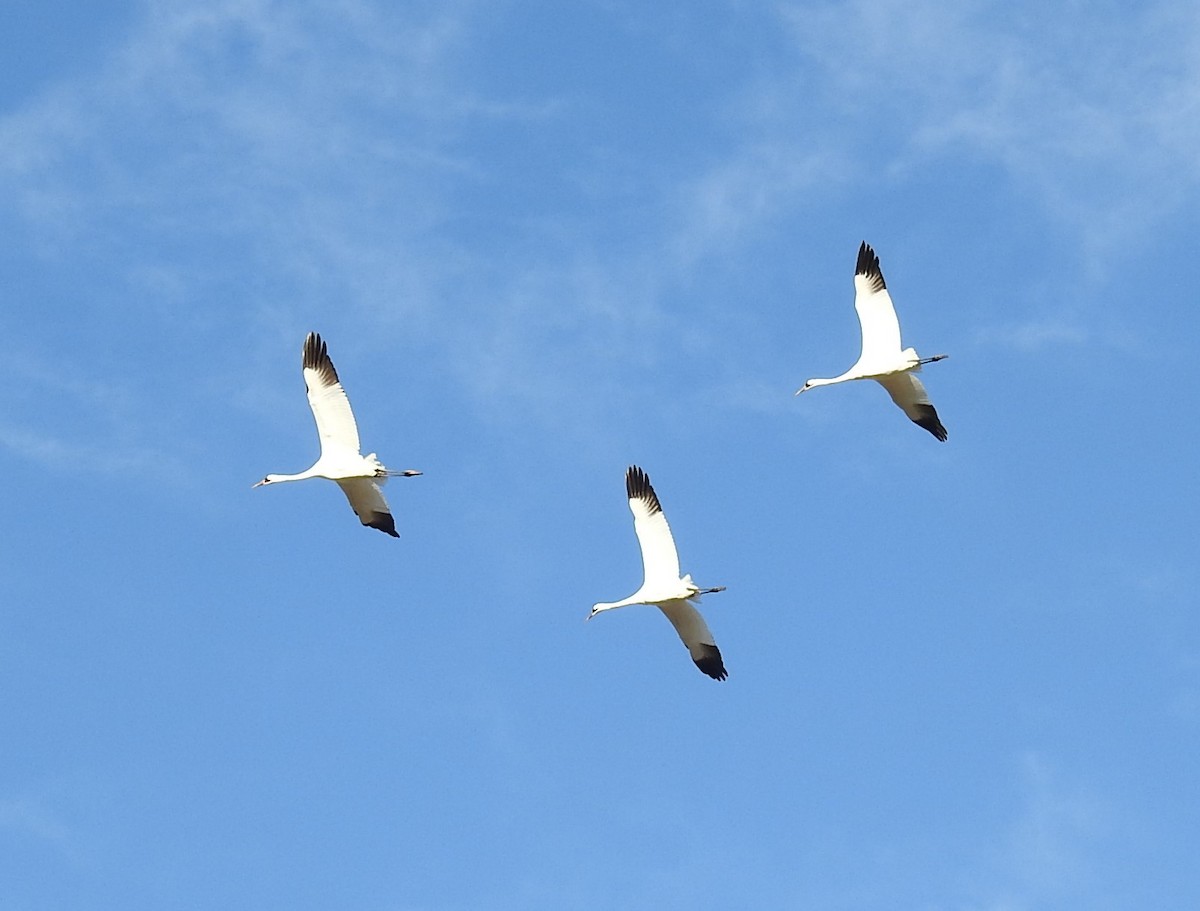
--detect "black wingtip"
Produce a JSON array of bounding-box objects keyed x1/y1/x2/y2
[
  {"x1": 693, "y1": 644, "x2": 728, "y2": 681},
  {"x1": 363, "y1": 512, "x2": 400, "y2": 537},
  {"x1": 302, "y1": 332, "x2": 324, "y2": 369},
  {"x1": 624, "y1": 465, "x2": 663, "y2": 516},
  {"x1": 912, "y1": 405, "x2": 948, "y2": 441},
  {"x1": 855, "y1": 241, "x2": 886, "y2": 292},
  {"x1": 302, "y1": 332, "x2": 341, "y2": 385}
]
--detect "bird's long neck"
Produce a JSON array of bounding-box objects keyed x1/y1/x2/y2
[
  {"x1": 804, "y1": 373, "x2": 856, "y2": 390},
  {"x1": 265, "y1": 467, "x2": 321, "y2": 483},
  {"x1": 590, "y1": 595, "x2": 642, "y2": 615}
]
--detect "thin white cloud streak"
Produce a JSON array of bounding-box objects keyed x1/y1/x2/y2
[
  {"x1": 928, "y1": 753, "x2": 1112, "y2": 911},
  {"x1": 0, "y1": 346, "x2": 192, "y2": 480},
  {"x1": 1002, "y1": 753, "x2": 1109, "y2": 900},
  {"x1": 6, "y1": 348, "x2": 136, "y2": 414},
  {"x1": 0, "y1": 796, "x2": 71, "y2": 846},
  {"x1": 776, "y1": 0, "x2": 1200, "y2": 254},
  {"x1": 0, "y1": 0, "x2": 561, "y2": 294},
  {"x1": 973, "y1": 319, "x2": 1088, "y2": 353},
  {"x1": 0, "y1": 777, "x2": 110, "y2": 873},
  {"x1": 778, "y1": 752, "x2": 1117, "y2": 911},
  {"x1": 0, "y1": 790, "x2": 87, "y2": 871},
  {"x1": 0, "y1": 421, "x2": 190, "y2": 481},
  {"x1": 665, "y1": 142, "x2": 847, "y2": 271},
  {"x1": 971, "y1": 316, "x2": 1153, "y2": 357},
  {"x1": 0, "y1": 0, "x2": 480, "y2": 262}
]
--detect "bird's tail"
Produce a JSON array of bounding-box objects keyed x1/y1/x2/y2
[
  {"x1": 365, "y1": 453, "x2": 422, "y2": 479},
  {"x1": 907, "y1": 348, "x2": 949, "y2": 369},
  {"x1": 685, "y1": 574, "x2": 726, "y2": 599}
]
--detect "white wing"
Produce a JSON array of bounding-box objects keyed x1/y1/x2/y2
[
  {"x1": 335, "y1": 477, "x2": 398, "y2": 536},
  {"x1": 876, "y1": 373, "x2": 948, "y2": 441},
  {"x1": 303, "y1": 332, "x2": 362, "y2": 457},
  {"x1": 625, "y1": 466, "x2": 681, "y2": 591},
  {"x1": 853, "y1": 241, "x2": 903, "y2": 366},
  {"x1": 659, "y1": 599, "x2": 727, "y2": 680}
]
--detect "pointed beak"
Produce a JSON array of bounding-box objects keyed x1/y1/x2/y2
[{"x1": 252, "y1": 480, "x2": 267, "y2": 488}]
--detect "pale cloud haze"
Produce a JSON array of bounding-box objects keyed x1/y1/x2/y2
[{"x1": 2, "y1": 3, "x2": 1197, "y2": 910}]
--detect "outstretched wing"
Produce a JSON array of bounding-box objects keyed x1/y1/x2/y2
[
  {"x1": 335, "y1": 477, "x2": 399, "y2": 536},
  {"x1": 303, "y1": 332, "x2": 361, "y2": 457},
  {"x1": 853, "y1": 241, "x2": 904, "y2": 366},
  {"x1": 876, "y1": 373, "x2": 948, "y2": 441},
  {"x1": 626, "y1": 466, "x2": 682, "y2": 592},
  {"x1": 659, "y1": 599, "x2": 727, "y2": 681}
]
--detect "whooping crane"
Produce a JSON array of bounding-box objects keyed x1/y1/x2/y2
[
  {"x1": 589, "y1": 466, "x2": 728, "y2": 681},
  {"x1": 254, "y1": 332, "x2": 421, "y2": 536},
  {"x1": 796, "y1": 242, "x2": 948, "y2": 441}
]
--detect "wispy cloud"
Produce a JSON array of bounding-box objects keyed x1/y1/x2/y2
[
  {"x1": 974, "y1": 319, "x2": 1089, "y2": 352},
  {"x1": 0, "y1": 422, "x2": 183, "y2": 478},
  {"x1": 769, "y1": 0, "x2": 1200, "y2": 258},
  {"x1": 0, "y1": 348, "x2": 188, "y2": 479},
  {"x1": 665, "y1": 141, "x2": 846, "y2": 270},
  {"x1": 813, "y1": 752, "x2": 1116, "y2": 910},
  {"x1": 0, "y1": 796, "x2": 71, "y2": 846},
  {"x1": 1004, "y1": 753, "x2": 1110, "y2": 898},
  {"x1": 0, "y1": 0, "x2": 481, "y2": 262},
  {"x1": 971, "y1": 314, "x2": 1154, "y2": 356}
]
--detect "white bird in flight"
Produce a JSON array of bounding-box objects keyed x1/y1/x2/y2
[
  {"x1": 254, "y1": 332, "x2": 421, "y2": 537},
  {"x1": 589, "y1": 466, "x2": 728, "y2": 681},
  {"x1": 796, "y1": 241, "x2": 948, "y2": 440}
]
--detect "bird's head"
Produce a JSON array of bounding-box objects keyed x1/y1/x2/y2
[
  {"x1": 252, "y1": 475, "x2": 280, "y2": 488},
  {"x1": 585, "y1": 603, "x2": 608, "y2": 622},
  {"x1": 794, "y1": 379, "x2": 815, "y2": 395},
  {"x1": 399, "y1": 469, "x2": 423, "y2": 477}
]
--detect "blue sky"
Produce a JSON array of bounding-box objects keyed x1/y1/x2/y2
[{"x1": 2, "y1": 1, "x2": 1198, "y2": 908}]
